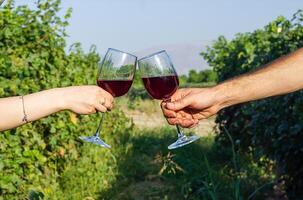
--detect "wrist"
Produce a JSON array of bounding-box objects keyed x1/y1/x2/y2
[
  {"x1": 212, "y1": 82, "x2": 235, "y2": 110},
  {"x1": 50, "y1": 87, "x2": 69, "y2": 111}
]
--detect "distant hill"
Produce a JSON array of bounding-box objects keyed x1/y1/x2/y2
[{"x1": 134, "y1": 42, "x2": 211, "y2": 75}]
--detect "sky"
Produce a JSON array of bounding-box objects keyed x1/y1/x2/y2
[{"x1": 15, "y1": 0, "x2": 303, "y2": 73}]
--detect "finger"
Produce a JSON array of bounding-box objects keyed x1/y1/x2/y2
[
  {"x1": 166, "y1": 118, "x2": 179, "y2": 125},
  {"x1": 161, "y1": 102, "x2": 177, "y2": 118},
  {"x1": 94, "y1": 103, "x2": 107, "y2": 113},
  {"x1": 177, "y1": 110, "x2": 193, "y2": 120},
  {"x1": 166, "y1": 95, "x2": 193, "y2": 111},
  {"x1": 178, "y1": 119, "x2": 196, "y2": 128},
  {"x1": 97, "y1": 92, "x2": 113, "y2": 110},
  {"x1": 87, "y1": 107, "x2": 97, "y2": 114},
  {"x1": 170, "y1": 89, "x2": 186, "y2": 102},
  {"x1": 160, "y1": 101, "x2": 166, "y2": 111},
  {"x1": 163, "y1": 108, "x2": 177, "y2": 118},
  {"x1": 188, "y1": 124, "x2": 197, "y2": 129},
  {"x1": 103, "y1": 97, "x2": 113, "y2": 110},
  {"x1": 188, "y1": 120, "x2": 199, "y2": 129},
  {"x1": 98, "y1": 88, "x2": 114, "y2": 103},
  {"x1": 167, "y1": 117, "x2": 195, "y2": 127}
]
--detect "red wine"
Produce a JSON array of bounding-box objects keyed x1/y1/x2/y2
[
  {"x1": 142, "y1": 75, "x2": 179, "y2": 100},
  {"x1": 97, "y1": 80, "x2": 133, "y2": 97}
]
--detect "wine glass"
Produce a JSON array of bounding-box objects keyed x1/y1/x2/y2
[
  {"x1": 138, "y1": 50, "x2": 200, "y2": 150},
  {"x1": 79, "y1": 48, "x2": 137, "y2": 148}
]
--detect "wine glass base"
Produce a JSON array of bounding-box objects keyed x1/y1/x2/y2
[
  {"x1": 168, "y1": 135, "x2": 200, "y2": 150},
  {"x1": 79, "y1": 135, "x2": 111, "y2": 148}
]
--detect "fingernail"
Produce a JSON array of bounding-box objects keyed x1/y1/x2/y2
[{"x1": 166, "y1": 102, "x2": 173, "y2": 108}]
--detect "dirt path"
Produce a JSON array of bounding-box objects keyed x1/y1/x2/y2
[{"x1": 122, "y1": 107, "x2": 216, "y2": 137}]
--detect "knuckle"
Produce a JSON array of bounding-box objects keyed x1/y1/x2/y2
[
  {"x1": 105, "y1": 104, "x2": 111, "y2": 109},
  {"x1": 90, "y1": 102, "x2": 95, "y2": 108},
  {"x1": 168, "y1": 111, "x2": 176, "y2": 118},
  {"x1": 109, "y1": 102, "x2": 114, "y2": 109},
  {"x1": 167, "y1": 119, "x2": 175, "y2": 125},
  {"x1": 89, "y1": 97, "x2": 96, "y2": 105},
  {"x1": 96, "y1": 107, "x2": 104, "y2": 113},
  {"x1": 180, "y1": 123, "x2": 189, "y2": 128},
  {"x1": 163, "y1": 110, "x2": 170, "y2": 116},
  {"x1": 176, "y1": 113, "x2": 183, "y2": 118},
  {"x1": 89, "y1": 107, "x2": 96, "y2": 114},
  {"x1": 101, "y1": 107, "x2": 107, "y2": 112},
  {"x1": 110, "y1": 96, "x2": 114, "y2": 102},
  {"x1": 178, "y1": 99, "x2": 185, "y2": 106}
]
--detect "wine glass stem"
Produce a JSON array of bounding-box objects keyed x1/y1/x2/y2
[
  {"x1": 94, "y1": 113, "x2": 105, "y2": 137},
  {"x1": 176, "y1": 124, "x2": 185, "y2": 138}
]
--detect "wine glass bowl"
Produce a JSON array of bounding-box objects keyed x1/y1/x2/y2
[
  {"x1": 138, "y1": 50, "x2": 200, "y2": 150},
  {"x1": 142, "y1": 75, "x2": 179, "y2": 100},
  {"x1": 97, "y1": 79, "x2": 133, "y2": 97},
  {"x1": 79, "y1": 48, "x2": 137, "y2": 148}
]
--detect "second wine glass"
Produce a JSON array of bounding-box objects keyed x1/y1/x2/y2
[
  {"x1": 79, "y1": 48, "x2": 137, "y2": 148},
  {"x1": 138, "y1": 50, "x2": 200, "y2": 150}
]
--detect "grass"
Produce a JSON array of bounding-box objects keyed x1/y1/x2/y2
[{"x1": 38, "y1": 125, "x2": 275, "y2": 200}]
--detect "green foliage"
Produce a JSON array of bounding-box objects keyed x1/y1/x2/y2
[
  {"x1": 187, "y1": 69, "x2": 201, "y2": 83},
  {"x1": 186, "y1": 69, "x2": 217, "y2": 83},
  {"x1": 202, "y1": 10, "x2": 303, "y2": 197},
  {"x1": 200, "y1": 69, "x2": 218, "y2": 83},
  {"x1": 0, "y1": 0, "x2": 133, "y2": 198},
  {"x1": 178, "y1": 74, "x2": 187, "y2": 85}
]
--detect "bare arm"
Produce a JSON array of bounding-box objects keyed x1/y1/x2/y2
[
  {"x1": 216, "y1": 48, "x2": 303, "y2": 108},
  {"x1": 0, "y1": 86, "x2": 113, "y2": 131},
  {"x1": 161, "y1": 48, "x2": 303, "y2": 128}
]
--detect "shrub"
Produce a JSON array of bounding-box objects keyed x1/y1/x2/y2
[
  {"x1": 187, "y1": 69, "x2": 217, "y2": 83},
  {"x1": 202, "y1": 10, "x2": 303, "y2": 197}
]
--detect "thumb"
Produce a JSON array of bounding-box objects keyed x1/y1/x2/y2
[{"x1": 166, "y1": 95, "x2": 193, "y2": 111}]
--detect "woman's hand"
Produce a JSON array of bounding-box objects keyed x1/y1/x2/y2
[
  {"x1": 60, "y1": 86, "x2": 114, "y2": 114},
  {"x1": 0, "y1": 85, "x2": 114, "y2": 131}
]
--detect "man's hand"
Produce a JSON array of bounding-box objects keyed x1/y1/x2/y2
[
  {"x1": 161, "y1": 88, "x2": 224, "y2": 128},
  {"x1": 161, "y1": 48, "x2": 303, "y2": 129}
]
